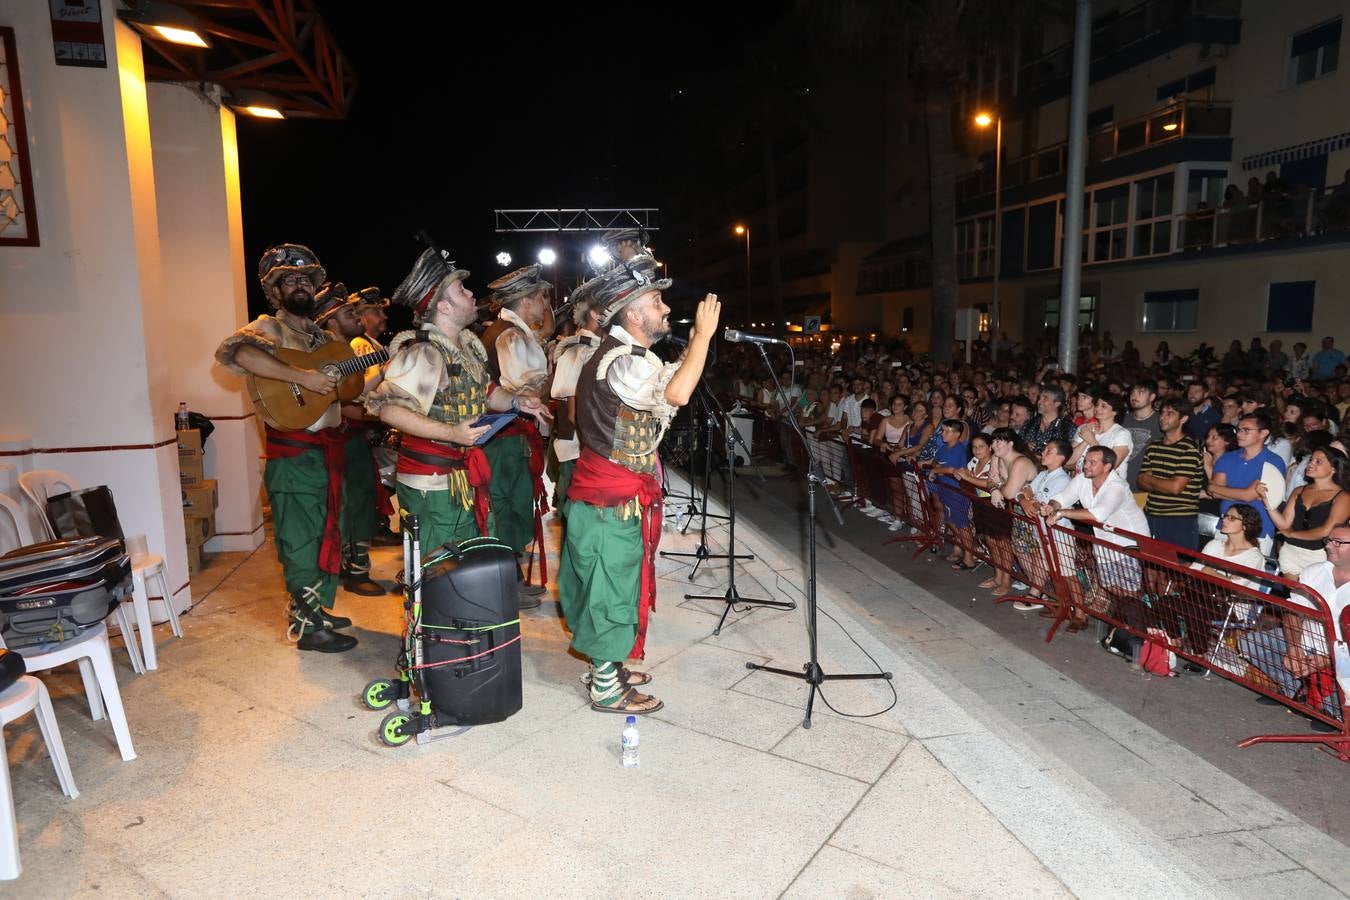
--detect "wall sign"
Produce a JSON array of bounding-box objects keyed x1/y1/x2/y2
[{"x1": 50, "y1": 0, "x2": 107, "y2": 68}]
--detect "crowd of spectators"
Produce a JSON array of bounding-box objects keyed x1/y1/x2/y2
[{"x1": 706, "y1": 330, "x2": 1350, "y2": 731}]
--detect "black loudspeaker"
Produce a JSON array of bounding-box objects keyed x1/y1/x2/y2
[{"x1": 419, "y1": 539, "x2": 522, "y2": 725}]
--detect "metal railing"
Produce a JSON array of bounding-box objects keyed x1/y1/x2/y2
[
  {"x1": 1180, "y1": 186, "x2": 1350, "y2": 249},
  {"x1": 957, "y1": 99, "x2": 1231, "y2": 203}
]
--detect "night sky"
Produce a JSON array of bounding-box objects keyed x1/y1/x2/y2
[{"x1": 236, "y1": 6, "x2": 788, "y2": 322}]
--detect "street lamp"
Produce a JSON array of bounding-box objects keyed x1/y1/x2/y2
[
  {"x1": 974, "y1": 110, "x2": 1002, "y2": 363},
  {"x1": 734, "y1": 224, "x2": 750, "y2": 326}
]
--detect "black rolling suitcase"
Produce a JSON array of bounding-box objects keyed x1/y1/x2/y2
[
  {"x1": 419, "y1": 537, "x2": 522, "y2": 725},
  {"x1": 0, "y1": 537, "x2": 131, "y2": 648}
]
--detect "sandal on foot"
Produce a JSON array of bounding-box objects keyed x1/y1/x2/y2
[
  {"x1": 591, "y1": 686, "x2": 664, "y2": 715},
  {"x1": 580, "y1": 666, "x2": 653, "y2": 688},
  {"x1": 951, "y1": 561, "x2": 976, "y2": 571},
  {"x1": 977, "y1": 577, "x2": 998, "y2": 589}
]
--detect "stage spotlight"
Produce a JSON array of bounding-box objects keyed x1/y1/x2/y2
[
  {"x1": 538, "y1": 248, "x2": 557, "y2": 266},
  {"x1": 496, "y1": 252, "x2": 512, "y2": 266},
  {"x1": 588, "y1": 245, "x2": 612, "y2": 269}
]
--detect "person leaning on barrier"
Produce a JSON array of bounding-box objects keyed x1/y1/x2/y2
[{"x1": 1239, "y1": 522, "x2": 1350, "y2": 733}]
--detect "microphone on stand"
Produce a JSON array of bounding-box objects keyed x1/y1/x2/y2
[{"x1": 722, "y1": 328, "x2": 786, "y2": 346}]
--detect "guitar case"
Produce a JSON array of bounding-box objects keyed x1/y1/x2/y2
[{"x1": 0, "y1": 537, "x2": 131, "y2": 648}]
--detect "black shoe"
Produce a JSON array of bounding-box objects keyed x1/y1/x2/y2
[
  {"x1": 1255, "y1": 694, "x2": 1285, "y2": 706},
  {"x1": 371, "y1": 530, "x2": 401, "y2": 547},
  {"x1": 296, "y1": 627, "x2": 357, "y2": 653},
  {"x1": 342, "y1": 573, "x2": 388, "y2": 597},
  {"x1": 517, "y1": 588, "x2": 542, "y2": 610},
  {"x1": 1182, "y1": 662, "x2": 1206, "y2": 675}
]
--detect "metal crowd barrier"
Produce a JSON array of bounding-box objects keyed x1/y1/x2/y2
[{"x1": 820, "y1": 443, "x2": 1350, "y2": 761}]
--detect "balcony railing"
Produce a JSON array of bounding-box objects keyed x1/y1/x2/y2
[
  {"x1": 1180, "y1": 186, "x2": 1350, "y2": 250},
  {"x1": 1012, "y1": 0, "x2": 1242, "y2": 100},
  {"x1": 956, "y1": 99, "x2": 1232, "y2": 203}
]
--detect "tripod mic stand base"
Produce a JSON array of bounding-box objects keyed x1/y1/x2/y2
[
  {"x1": 661, "y1": 544, "x2": 753, "y2": 581},
  {"x1": 744, "y1": 661, "x2": 894, "y2": 729},
  {"x1": 686, "y1": 587, "x2": 795, "y2": 636}
]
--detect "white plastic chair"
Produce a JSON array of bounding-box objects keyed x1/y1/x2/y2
[
  {"x1": 0, "y1": 675, "x2": 78, "y2": 880},
  {"x1": 1, "y1": 491, "x2": 144, "y2": 676},
  {"x1": 17, "y1": 472, "x2": 180, "y2": 669},
  {"x1": 0, "y1": 626, "x2": 135, "y2": 763}
]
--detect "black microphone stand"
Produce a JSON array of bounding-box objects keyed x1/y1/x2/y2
[
  {"x1": 742, "y1": 342, "x2": 892, "y2": 729},
  {"x1": 683, "y1": 379, "x2": 793, "y2": 634},
  {"x1": 659, "y1": 383, "x2": 742, "y2": 579}
]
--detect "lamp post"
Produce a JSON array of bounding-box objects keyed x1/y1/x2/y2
[
  {"x1": 974, "y1": 111, "x2": 1002, "y2": 363},
  {"x1": 734, "y1": 224, "x2": 750, "y2": 326}
]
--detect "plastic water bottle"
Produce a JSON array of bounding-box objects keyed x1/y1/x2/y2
[
  {"x1": 621, "y1": 715, "x2": 640, "y2": 768},
  {"x1": 175, "y1": 402, "x2": 190, "y2": 431}
]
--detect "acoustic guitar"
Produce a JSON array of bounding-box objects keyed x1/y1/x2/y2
[{"x1": 247, "y1": 344, "x2": 389, "y2": 431}]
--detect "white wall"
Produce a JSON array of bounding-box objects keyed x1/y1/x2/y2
[
  {"x1": 147, "y1": 84, "x2": 263, "y2": 552},
  {"x1": 0, "y1": 1, "x2": 199, "y2": 609}
]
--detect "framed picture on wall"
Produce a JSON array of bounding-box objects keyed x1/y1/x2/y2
[{"x1": 0, "y1": 27, "x2": 40, "y2": 247}]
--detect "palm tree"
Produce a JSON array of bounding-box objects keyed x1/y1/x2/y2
[{"x1": 808, "y1": 0, "x2": 1066, "y2": 366}]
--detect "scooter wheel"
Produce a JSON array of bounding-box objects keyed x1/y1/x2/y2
[
  {"x1": 362, "y1": 679, "x2": 395, "y2": 711},
  {"x1": 379, "y1": 711, "x2": 413, "y2": 747}
]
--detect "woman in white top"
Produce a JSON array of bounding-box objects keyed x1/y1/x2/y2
[
  {"x1": 870, "y1": 395, "x2": 911, "y2": 451},
  {"x1": 1192, "y1": 503, "x2": 1267, "y2": 621},
  {"x1": 1068, "y1": 393, "x2": 1133, "y2": 475}
]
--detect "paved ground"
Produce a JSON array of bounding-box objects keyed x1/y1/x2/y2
[
  {"x1": 704, "y1": 460, "x2": 1350, "y2": 897},
  {"x1": 1, "y1": 467, "x2": 1344, "y2": 897}
]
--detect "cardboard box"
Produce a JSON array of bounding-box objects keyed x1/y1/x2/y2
[
  {"x1": 176, "y1": 429, "x2": 203, "y2": 454},
  {"x1": 185, "y1": 541, "x2": 205, "y2": 576},
  {"x1": 182, "y1": 479, "x2": 218, "y2": 514},
  {"x1": 179, "y1": 454, "x2": 204, "y2": 486},
  {"x1": 184, "y1": 514, "x2": 211, "y2": 548},
  {"x1": 178, "y1": 429, "x2": 205, "y2": 486}
]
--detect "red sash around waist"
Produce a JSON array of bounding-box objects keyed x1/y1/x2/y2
[
  {"x1": 264, "y1": 426, "x2": 346, "y2": 575},
  {"x1": 568, "y1": 447, "x2": 663, "y2": 660},
  {"x1": 397, "y1": 435, "x2": 492, "y2": 535}
]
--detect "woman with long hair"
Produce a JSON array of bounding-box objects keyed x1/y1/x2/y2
[
  {"x1": 1067, "y1": 394, "x2": 1133, "y2": 474},
  {"x1": 980, "y1": 427, "x2": 1037, "y2": 595},
  {"x1": 1201, "y1": 423, "x2": 1238, "y2": 488},
  {"x1": 1260, "y1": 446, "x2": 1350, "y2": 577},
  {"x1": 937, "y1": 431, "x2": 996, "y2": 570},
  {"x1": 889, "y1": 400, "x2": 933, "y2": 463},
  {"x1": 871, "y1": 395, "x2": 911, "y2": 451}
]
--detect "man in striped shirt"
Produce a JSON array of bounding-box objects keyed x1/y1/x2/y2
[{"x1": 1137, "y1": 398, "x2": 1206, "y2": 551}]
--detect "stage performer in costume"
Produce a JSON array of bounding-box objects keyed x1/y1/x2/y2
[
  {"x1": 558, "y1": 254, "x2": 721, "y2": 714},
  {"x1": 313, "y1": 283, "x2": 388, "y2": 597},
  {"x1": 215, "y1": 244, "x2": 357, "y2": 652},
  {"x1": 365, "y1": 248, "x2": 549, "y2": 603},
  {"x1": 545, "y1": 277, "x2": 603, "y2": 512},
  {"x1": 480, "y1": 265, "x2": 555, "y2": 605}
]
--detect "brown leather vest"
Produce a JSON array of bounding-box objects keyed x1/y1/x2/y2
[
  {"x1": 576, "y1": 334, "x2": 663, "y2": 475},
  {"x1": 479, "y1": 317, "x2": 513, "y2": 382}
]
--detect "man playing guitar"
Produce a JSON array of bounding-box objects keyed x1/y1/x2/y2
[{"x1": 215, "y1": 243, "x2": 358, "y2": 653}]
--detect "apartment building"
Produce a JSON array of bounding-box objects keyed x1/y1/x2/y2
[{"x1": 851, "y1": 0, "x2": 1350, "y2": 358}]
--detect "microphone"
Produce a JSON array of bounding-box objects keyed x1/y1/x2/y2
[{"x1": 723, "y1": 328, "x2": 786, "y2": 346}]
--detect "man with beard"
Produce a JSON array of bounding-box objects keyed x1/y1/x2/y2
[
  {"x1": 545, "y1": 277, "x2": 603, "y2": 512},
  {"x1": 480, "y1": 265, "x2": 555, "y2": 606},
  {"x1": 558, "y1": 254, "x2": 722, "y2": 714},
  {"x1": 313, "y1": 284, "x2": 388, "y2": 597},
  {"x1": 365, "y1": 248, "x2": 550, "y2": 575},
  {"x1": 215, "y1": 244, "x2": 356, "y2": 652}
]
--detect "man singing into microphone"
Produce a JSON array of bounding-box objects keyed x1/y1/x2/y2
[{"x1": 558, "y1": 254, "x2": 721, "y2": 714}]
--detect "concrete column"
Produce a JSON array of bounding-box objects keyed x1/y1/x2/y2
[
  {"x1": 0, "y1": 2, "x2": 193, "y2": 613},
  {"x1": 147, "y1": 83, "x2": 264, "y2": 553}
]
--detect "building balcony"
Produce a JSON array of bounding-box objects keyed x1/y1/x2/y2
[
  {"x1": 1007, "y1": 0, "x2": 1242, "y2": 109},
  {"x1": 1179, "y1": 186, "x2": 1350, "y2": 250},
  {"x1": 957, "y1": 99, "x2": 1231, "y2": 207}
]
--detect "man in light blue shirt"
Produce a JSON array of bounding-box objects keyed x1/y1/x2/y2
[
  {"x1": 1312, "y1": 336, "x2": 1346, "y2": 381},
  {"x1": 1209, "y1": 411, "x2": 1286, "y2": 555}
]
